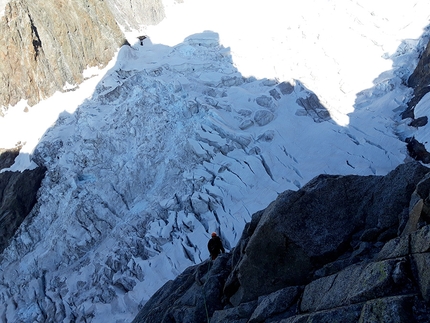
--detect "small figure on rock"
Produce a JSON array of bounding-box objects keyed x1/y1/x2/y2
[
  {"x1": 137, "y1": 35, "x2": 147, "y2": 46},
  {"x1": 208, "y1": 232, "x2": 225, "y2": 260}
]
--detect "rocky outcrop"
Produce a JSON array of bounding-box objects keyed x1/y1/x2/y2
[
  {"x1": 403, "y1": 38, "x2": 430, "y2": 163},
  {"x1": 404, "y1": 40, "x2": 430, "y2": 119},
  {"x1": 132, "y1": 162, "x2": 430, "y2": 323},
  {"x1": 407, "y1": 137, "x2": 430, "y2": 165},
  {"x1": 296, "y1": 92, "x2": 331, "y2": 123},
  {"x1": 0, "y1": 0, "x2": 164, "y2": 110},
  {"x1": 0, "y1": 146, "x2": 21, "y2": 169},
  {"x1": 0, "y1": 148, "x2": 46, "y2": 254}
]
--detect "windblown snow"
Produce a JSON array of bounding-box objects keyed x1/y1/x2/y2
[{"x1": 1, "y1": 0, "x2": 430, "y2": 322}]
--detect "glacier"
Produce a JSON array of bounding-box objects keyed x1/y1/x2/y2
[{"x1": 1, "y1": 0, "x2": 430, "y2": 322}]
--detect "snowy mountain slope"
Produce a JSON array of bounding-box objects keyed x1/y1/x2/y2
[{"x1": 1, "y1": 1, "x2": 430, "y2": 322}]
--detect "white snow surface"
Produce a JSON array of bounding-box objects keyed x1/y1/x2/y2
[
  {"x1": 1, "y1": 0, "x2": 430, "y2": 322},
  {"x1": 0, "y1": 0, "x2": 7, "y2": 17}
]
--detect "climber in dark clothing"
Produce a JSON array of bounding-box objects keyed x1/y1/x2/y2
[{"x1": 207, "y1": 232, "x2": 225, "y2": 260}]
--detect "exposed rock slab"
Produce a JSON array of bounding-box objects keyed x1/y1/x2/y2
[
  {"x1": 248, "y1": 286, "x2": 301, "y2": 323},
  {"x1": 301, "y1": 259, "x2": 399, "y2": 312},
  {"x1": 358, "y1": 295, "x2": 416, "y2": 323}
]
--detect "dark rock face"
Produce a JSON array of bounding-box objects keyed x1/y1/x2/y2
[
  {"x1": 0, "y1": 147, "x2": 21, "y2": 170},
  {"x1": 403, "y1": 39, "x2": 430, "y2": 163},
  {"x1": 405, "y1": 40, "x2": 430, "y2": 119},
  {"x1": 132, "y1": 162, "x2": 430, "y2": 323},
  {"x1": 0, "y1": 149, "x2": 46, "y2": 253},
  {"x1": 407, "y1": 137, "x2": 430, "y2": 164}
]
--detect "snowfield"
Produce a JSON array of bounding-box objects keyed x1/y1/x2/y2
[{"x1": 1, "y1": 0, "x2": 430, "y2": 322}]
